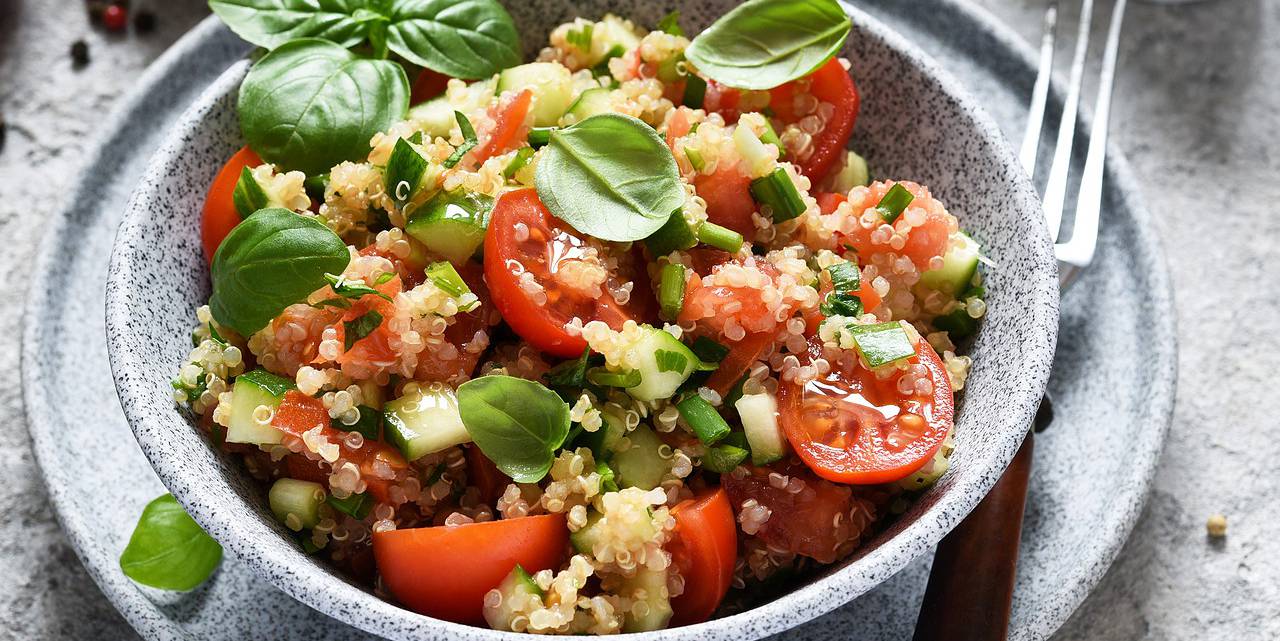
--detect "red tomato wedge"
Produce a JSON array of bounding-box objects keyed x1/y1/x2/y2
[
  {"x1": 410, "y1": 68, "x2": 451, "y2": 105},
  {"x1": 272, "y1": 391, "x2": 407, "y2": 503},
  {"x1": 693, "y1": 164, "x2": 758, "y2": 238},
  {"x1": 202, "y1": 145, "x2": 261, "y2": 263},
  {"x1": 484, "y1": 188, "x2": 656, "y2": 358},
  {"x1": 722, "y1": 463, "x2": 858, "y2": 563},
  {"x1": 703, "y1": 330, "x2": 774, "y2": 397},
  {"x1": 669, "y1": 488, "x2": 737, "y2": 625},
  {"x1": 777, "y1": 334, "x2": 953, "y2": 485},
  {"x1": 373, "y1": 514, "x2": 568, "y2": 624},
  {"x1": 766, "y1": 58, "x2": 860, "y2": 184},
  {"x1": 470, "y1": 89, "x2": 531, "y2": 167}
]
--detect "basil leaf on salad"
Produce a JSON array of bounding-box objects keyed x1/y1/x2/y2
[
  {"x1": 238, "y1": 38, "x2": 409, "y2": 175},
  {"x1": 208, "y1": 0, "x2": 370, "y2": 50},
  {"x1": 456, "y1": 375, "x2": 571, "y2": 483},
  {"x1": 685, "y1": 0, "x2": 851, "y2": 91},
  {"x1": 231, "y1": 166, "x2": 270, "y2": 219},
  {"x1": 384, "y1": 0, "x2": 522, "y2": 80},
  {"x1": 119, "y1": 494, "x2": 223, "y2": 591},
  {"x1": 210, "y1": 208, "x2": 351, "y2": 336},
  {"x1": 535, "y1": 113, "x2": 685, "y2": 242}
]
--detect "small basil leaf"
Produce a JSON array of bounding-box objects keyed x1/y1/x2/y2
[
  {"x1": 343, "y1": 309, "x2": 384, "y2": 351},
  {"x1": 208, "y1": 0, "x2": 370, "y2": 50},
  {"x1": 119, "y1": 494, "x2": 222, "y2": 591},
  {"x1": 210, "y1": 208, "x2": 351, "y2": 336},
  {"x1": 457, "y1": 375, "x2": 570, "y2": 483},
  {"x1": 685, "y1": 0, "x2": 851, "y2": 91},
  {"x1": 535, "y1": 113, "x2": 685, "y2": 242},
  {"x1": 238, "y1": 39, "x2": 409, "y2": 175},
  {"x1": 443, "y1": 111, "x2": 479, "y2": 169},
  {"x1": 232, "y1": 166, "x2": 270, "y2": 219},
  {"x1": 385, "y1": 0, "x2": 521, "y2": 80}
]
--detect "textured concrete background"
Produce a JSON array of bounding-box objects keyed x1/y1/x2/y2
[{"x1": 1, "y1": 0, "x2": 1275, "y2": 639}]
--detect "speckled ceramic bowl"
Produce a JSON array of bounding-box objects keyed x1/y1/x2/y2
[{"x1": 105, "y1": 1, "x2": 1058, "y2": 639}]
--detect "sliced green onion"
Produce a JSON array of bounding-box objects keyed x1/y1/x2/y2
[
  {"x1": 657, "y1": 54, "x2": 684, "y2": 84},
  {"x1": 690, "y1": 336, "x2": 730, "y2": 363},
  {"x1": 759, "y1": 120, "x2": 783, "y2": 157},
  {"x1": 341, "y1": 405, "x2": 382, "y2": 441},
  {"x1": 676, "y1": 395, "x2": 731, "y2": 445},
  {"x1": 848, "y1": 322, "x2": 916, "y2": 367},
  {"x1": 566, "y1": 23, "x2": 593, "y2": 50},
  {"x1": 528, "y1": 126, "x2": 557, "y2": 148},
  {"x1": 701, "y1": 443, "x2": 749, "y2": 473},
  {"x1": 820, "y1": 292, "x2": 863, "y2": 318},
  {"x1": 932, "y1": 307, "x2": 978, "y2": 339},
  {"x1": 658, "y1": 263, "x2": 687, "y2": 320},
  {"x1": 587, "y1": 367, "x2": 642, "y2": 388},
  {"x1": 591, "y1": 44, "x2": 626, "y2": 78},
  {"x1": 232, "y1": 166, "x2": 269, "y2": 219},
  {"x1": 443, "y1": 111, "x2": 478, "y2": 169},
  {"x1": 503, "y1": 146, "x2": 535, "y2": 179},
  {"x1": 596, "y1": 460, "x2": 620, "y2": 492},
  {"x1": 682, "y1": 73, "x2": 707, "y2": 109},
  {"x1": 644, "y1": 210, "x2": 698, "y2": 256},
  {"x1": 749, "y1": 167, "x2": 806, "y2": 222},
  {"x1": 876, "y1": 183, "x2": 915, "y2": 223},
  {"x1": 826, "y1": 261, "x2": 861, "y2": 291},
  {"x1": 326, "y1": 491, "x2": 373, "y2": 520},
  {"x1": 685, "y1": 147, "x2": 706, "y2": 172},
  {"x1": 657, "y1": 10, "x2": 684, "y2": 36},
  {"x1": 696, "y1": 221, "x2": 744, "y2": 253},
  {"x1": 425, "y1": 261, "x2": 478, "y2": 310}
]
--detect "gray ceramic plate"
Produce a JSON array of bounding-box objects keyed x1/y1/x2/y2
[{"x1": 22, "y1": 2, "x2": 1174, "y2": 641}]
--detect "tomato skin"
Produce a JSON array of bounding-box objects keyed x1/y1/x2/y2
[
  {"x1": 411, "y1": 68, "x2": 451, "y2": 105},
  {"x1": 373, "y1": 514, "x2": 568, "y2": 624},
  {"x1": 669, "y1": 488, "x2": 737, "y2": 625},
  {"x1": 815, "y1": 192, "x2": 847, "y2": 215},
  {"x1": 778, "y1": 335, "x2": 953, "y2": 485},
  {"x1": 767, "y1": 58, "x2": 859, "y2": 184},
  {"x1": 703, "y1": 330, "x2": 774, "y2": 397},
  {"x1": 202, "y1": 146, "x2": 261, "y2": 263},
  {"x1": 722, "y1": 464, "x2": 858, "y2": 563},
  {"x1": 470, "y1": 89, "x2": 531, "y2": 167}
]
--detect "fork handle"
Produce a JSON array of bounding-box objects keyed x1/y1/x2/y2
[{"x1": 912, "y1": 431, "x2": 1035, "y2": 641}]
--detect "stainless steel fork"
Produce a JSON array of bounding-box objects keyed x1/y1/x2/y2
[{"x1": 913, "y1": 2, "x2": 1128, "y2": 639}]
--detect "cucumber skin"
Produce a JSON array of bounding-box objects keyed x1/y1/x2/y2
[
  {"x1": 382, "y1": 385, "x2": 472, "y2": 461},
  {"x1": 621, "y1": 568, "x2": 673, "y2": 632},
  {"x1": 918, "y1": 232, "x2": 980, "y2": 297},
  {"x1": 563, "y1": 87, "x2": 612, "y2": 125},
  {"x1": 225, "y1": 370, "x2": 293, "y2": 445},
  {"x1": 404, "y1": 190, "x2": 493, "y2": 265}
]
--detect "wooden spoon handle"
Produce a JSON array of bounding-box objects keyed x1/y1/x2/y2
[{"x1": 912, "y1": 431, "x2": 1035, "y2": 641}]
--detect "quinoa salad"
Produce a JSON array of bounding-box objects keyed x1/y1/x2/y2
[{"x1": 165, "y1": 0, "x2": 988, "y2": 633}]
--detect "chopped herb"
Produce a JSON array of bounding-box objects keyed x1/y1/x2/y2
[
  {"x1": 590, "y1": 44, "x2": 626, "y2": 77},
  {"x1": 425, "y1": 261, "x2": 479, "y2": 311},
  {"x1": 682, "y1": 73, "x2": 707, "y2": 109},
  {"x1": 566, "y1": 23, "x2": 594, "y2": 50},
  {"x1": 654, "y1": 349, "x2": 689, "y2": 374},
  {"x1": 586, "y1": 367, "x2": 641, "y2": 388},
  {"x1": 597, "y1": 460, "x2": 619, "y2": 492},
  {"x1": 701, "y1": 443, "x2": 749, "y2": 473},
  {"x1": 657, "y1": 10, "x2": 685, "y2": 37},
  {"x1": 374, "y1": 272, "x2": 395, "y2": 285},
  {"x1": 443, "y1": 111, "x2": 478, "y2": 169},
  {"x1": 341, "y1": 405, "x2": 382, "y2": 440},
  {"x1": 343, "y1": 310, "x2": 384, "y2": 351},
  {"x1": 826, "y1": 261, "x2": 861, "y2": 291},
  {"x1": 326, "y1": 491, "x2": 373, "y2": 520},
  {"x1": 690, "y1": 336, "x2": 730, "y2": 363},
  {"x1": 207, "y1": 324, "x2": 228, "y2": 347},
  {"x1": 932, "y1": 307, "x2": 978, "y2": 339},
  {"x1": 820, "y1": 292, "x2": 864, "y2": 318},
  {"x1": 503, "y1": 146, "x2": 535, "y2": 179},
  {"x1": 876, "y1": 183, "x2": 915, "y2": 223},
  {"x1": 759, "y1": 119, "x2": 783, "y2": 157},
  {"x1": 324, "y1": 273, "x2": 393, "y2": 302},
  {"x1": 546, "y1": 348, "x2": 596, "y2": 389},
  {"x1": 311, "y1": 297, "x2": 352, "y2": 310},
  {"x1": 847, "y1": 322, "x2": 916, "y2": 367}
]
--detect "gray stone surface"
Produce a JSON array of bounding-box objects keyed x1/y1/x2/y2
[{"x1": 0, "y1": 1, "x2": 1274, "y2": 640}]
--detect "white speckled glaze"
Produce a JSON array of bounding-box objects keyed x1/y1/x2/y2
[{"x1": 102, "y1": 2, "x2": 1061, "y2": 639}]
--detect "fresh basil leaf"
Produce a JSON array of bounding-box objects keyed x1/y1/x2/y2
[
  {"x1": 238, "y1": 38, "x2": 409, "y2": 175},
  {"x1": 208, "y1": 0, "x2": 369, "y2": 50},
  {"x1": 443, "y1": 111, "x2": 478, "y2": 169},
  {"x1": 848, "y1": 322, "x2": 916, "y2": 367},
  {"x1": 324, "y1": 272, "x2": 393, "y2": 302},
  {"x1": 535, "y1": 113, "x2": 685, "y2": 242},
  {"x1": 232, "y1": 166, "x2": 270, "y2": 219},
  {"x1": 820, "y1": 291, "x2": 864, "y2": 317},
  {"x1": 210, "y1": 208, "x2": 351, "y2": 336},
  {"x1": 456, "y1": 375, "x2": 571, "y2": 483},
  {"x1": 546, "y1": 348, "x2": 600, "y2": 391},
  {"x1": 690, "y1": 336, "x2": 730, "y2": 363},
  {"x1": 384, "y1": 0, "x2": 521, "y2": 80},
  {"x1": 385, "y1": 137, "x2": 431, "y2": 209},
  {"x1": 119, "y1": 494, "x2": 222, "y2": 591},
  {"x1": 343, "y1": 310, "x2": 384, "y2": 350},
  {"x1": 685, "y1": 0, "x2": 851, "y2": 90}
]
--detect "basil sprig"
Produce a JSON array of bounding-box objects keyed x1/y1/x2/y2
[
  {"x1": 535, "y1": 113, "x2": 685, "y2": 242},
  {"x1": 457, "y1": 375, "x2": 570, "y2": 483},
  {"x1": 210, "y1": 208, "x2": 351, "y2": 336},
  {"x1": 685, "y1": 0, "x2": 851, "y2": 91},
  {"x1": 239, "y1": 39, "x2": 409, "y2": 175},
  {"x1": 210, "y1": 0, "x2": 520, "y2": 80},
  {"x1": 119, "y1": 494, "x2": 223, "y2": 591}
]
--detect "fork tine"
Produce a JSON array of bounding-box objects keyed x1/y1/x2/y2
[
  {"x1": 1056, "y1": 0, "x2": 1127, "y2": 280},
  {"x1": 1041, "y1": 0, "x2": 1095, "y2": 243},
  {"x1": 1020, "y1": 3, "x2": 1059, "y2": 177}
]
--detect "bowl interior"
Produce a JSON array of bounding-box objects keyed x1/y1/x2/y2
[{"x1": 106, "y1": 1, "x2": 1057, "y2": 639}]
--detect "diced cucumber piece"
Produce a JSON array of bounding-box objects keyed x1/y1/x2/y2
[
  {"x1": 225, "y1": 369, "x2": 294, "y2": 445},
  {"x1": 734, "y1": 121, "x2": 775, "y2": 178},
  {"x1": 483, "y1": 564, "x2": 545, "y2": 630},
  {"x1": 383, "y1": 383, "x2": 471, "y2": 462},
  {"x1": 562, "y1": 87, "x2": 612, "y2": 126},
  {"x1": 735, "y1": 392, "x2": 786, "y2": 464},
  {"x1": 569, "y1": 511, "x2": 605, "y2": 554},
  {"x1": 497, "y1": 62, "x2": 573, "y2": 127},
  {"x1": 408, "y1": 78, "x2": 496, "y2": 140},
  {"x1": 918, "y1": 232, "x2": 981, "y2": 298},
  {"x1": 623, "y1": 326, "x2": 707, "y2": 402},
  {"x1": 897, "y1": 428, "x2": 955, "y2": 491},
  {"x1": 404, "y1": 189, "x2": 493, "y2": 265},
  {"x1": 577, "y1": 407, "x2": 627, "y2": 459},
  {"x1": 826, "y1": 150, "x2": 871, "y2": 193},
  {"x1": 621, "y1": 568, "x2": 673, "y2": 632},
  {"x1": 589, "y1": 15, "x2": 642, "y2": 66},
  {"x1": 269, "y1": 478, "x2": 325, "y2": 530},
  {"x1": 612, "y1": 425, "x2": 666, "y2": 490}
]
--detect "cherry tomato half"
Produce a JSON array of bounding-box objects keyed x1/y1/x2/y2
[
  {"x1": 373, "y1": 514, "x2": 568, "y2": 624},
  {"x1": 410, "y1": 68, "x2": 451, "y2": 105},
  {"x1": 778, "y1": 334, "x2": 953, "y2": 485},
  {"x1": 669, "y1": 488, "x2": 737, "y2": 625},
  {"x1": 202, "y1": 145, "x2": 261, "y2": 263},
  {"x1": 722, "y1": 463, "x2": 860, "y2": 564},
  {"x1": 484, "y1": 188, "x2": 656, "y2": 357},
  {"x1": 469, "y1": 89, "x2": 532, "y2": 167}
]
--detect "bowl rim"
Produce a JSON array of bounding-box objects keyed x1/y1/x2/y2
[{"x1": 104, "y1": 3, "x2": 1058, "y2": 639}]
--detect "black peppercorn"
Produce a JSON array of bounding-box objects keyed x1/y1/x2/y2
[{"x1": 71, "y1": 40, "x2": 91, "y2": 68}]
